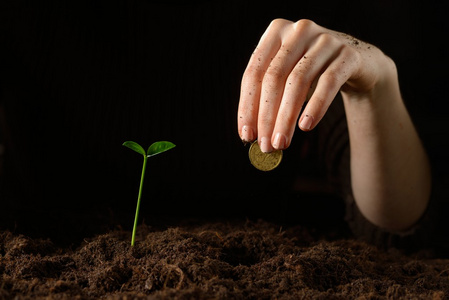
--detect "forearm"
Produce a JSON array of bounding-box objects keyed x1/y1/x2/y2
[{"x1": 341, "y1": 57, "x2": 431, "y2": 231}]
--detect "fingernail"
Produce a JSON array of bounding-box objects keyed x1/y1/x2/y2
[
  {"x1": 259, "y1": 136, "x2": 273, "y2": 153},
  {"x1": 272, "y1": 132, "x2": 287, "y2": 150},
  {"x1": 241, "y1": 125, "x2": 255, "y2": 143},
  {"x1": 300, "y1": 114, "x2": 313, "y2": 131}
]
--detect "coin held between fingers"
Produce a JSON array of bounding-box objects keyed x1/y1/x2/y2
[{"x1": 248, "y1": 140, "x2": 283, "y2": 171}]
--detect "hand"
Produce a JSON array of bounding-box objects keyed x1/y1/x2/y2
[
  {"x1": 237, "y1": 19, "x2": 431, "y2": 231},
  {"x1": 238, "y1": 19, "x2": 388, "y2": 153}
]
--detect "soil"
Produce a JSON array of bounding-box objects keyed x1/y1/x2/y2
[{"x1": 1, "y1": 219, "x2": 449, "y2": 299}]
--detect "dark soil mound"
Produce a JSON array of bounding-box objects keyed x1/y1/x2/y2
[{"x1": 1, "y1": 220, "x2": 448, "y2": 299}]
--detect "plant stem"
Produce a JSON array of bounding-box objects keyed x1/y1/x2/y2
[{"x1": 131, "y1": 155, "x2": 148, "y2": 246}]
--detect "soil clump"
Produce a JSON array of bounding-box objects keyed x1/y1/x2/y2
[{"x1": 1, "y1": 220, "x2": 448, "y2": 299}]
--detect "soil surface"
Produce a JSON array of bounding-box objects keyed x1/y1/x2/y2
[{"x1": 1, "y1": 219, "x2": 449, "y2": 299}]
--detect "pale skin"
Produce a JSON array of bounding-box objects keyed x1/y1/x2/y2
[{"x1": 237, "y1": 19, "x2": 431, "y2": 232}]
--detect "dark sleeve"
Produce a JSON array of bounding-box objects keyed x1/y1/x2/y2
[{"x1": 318, "y1": 95, "x2": 444, "y2": 252}]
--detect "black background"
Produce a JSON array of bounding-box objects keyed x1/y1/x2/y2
[{"x1": 0, "y1": 0, "x2": 447, "y2": 242}]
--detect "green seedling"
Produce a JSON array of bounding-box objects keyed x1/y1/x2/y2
[{"x1": 123, "y1": 140, "x2": 176, "y2": 246}]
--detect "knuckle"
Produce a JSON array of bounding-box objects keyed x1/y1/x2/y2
[
  {"x1": 316, "y1": 32, "x2": 338, "y2": 47},
  {"x1": 242, "y1": 64, "x2": 265, "y2": 83},
  {"x1": 293, "y1": 19, "x2": 316, "y2": 33},
  {"x1": 320, "y1": 71, "x2": 341, "y2": 89},
  {"x1": 280, "y1": 111, "x2": 298, "y2": 127},
  {"x1": 257, "y1": 106, "x2": 271, "y2": 123},
  {"x1": 342, "y1": 43, "x2": 357, "y2": 55},
  {"x1": 350, "y1": 46, "x2": 362, "y2": 62},
  {"x1": 269, "y1": 18, "x2": 292, "y2": 29},
  {"x1": 265, "y1": 64, "x2": 284, "y2": 78},
  {"x1": 258, "y1": 114, "x2": 275, "y2": 130},
  {"x1": 341, "y1": 44, "x2": 362, "y2": 66},
  {"x1": 263, "y1": 64, "x2": 285, "y2": 84},
  {"x1": 288, "y1": 68, "x2": 311, "y2": 87}
]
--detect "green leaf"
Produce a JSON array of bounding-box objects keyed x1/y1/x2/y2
[
  {"x1": 147, "y1": 141, "x2": 176, "y2": 157},
  {"x1": 122, "y1": 141, "x2": 146, "y2": 156}
]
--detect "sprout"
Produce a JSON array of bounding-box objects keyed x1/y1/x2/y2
[{"x1": 123, "y1": 141, "x2": 176, "y2": 246}]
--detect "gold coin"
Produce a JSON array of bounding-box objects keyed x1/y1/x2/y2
[{"x1": 248, "y1": 141, "x2": 283, "y2": 171}]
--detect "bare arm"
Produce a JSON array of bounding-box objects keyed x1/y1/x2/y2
[{"x1": 237, "y1": 19, "x2": 431, "y2": 231}]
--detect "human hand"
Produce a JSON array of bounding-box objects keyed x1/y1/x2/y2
[{"x1": 237, "y1": 19, "x2": 391, "y2": 152}]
